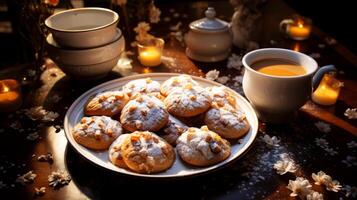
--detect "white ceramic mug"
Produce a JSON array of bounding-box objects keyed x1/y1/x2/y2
[{"x1": 242, "y1": 48, "x2": 335, "y2": 122}]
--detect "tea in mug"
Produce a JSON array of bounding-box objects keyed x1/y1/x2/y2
[{"x1": 252, "y1": 58, "x2": 306, "y2": 76}]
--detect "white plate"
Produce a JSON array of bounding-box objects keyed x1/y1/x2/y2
[{"x1": 64, "y1": 73, "x2": 258, "y2": 178}]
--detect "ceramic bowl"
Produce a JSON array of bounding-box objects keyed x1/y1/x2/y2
[
  {"x1": 46, "y1": 28, "x2": 125, "y2": 79},
  {"x1": 45, "y1": 7, "x2": 119, "y2": 48}
]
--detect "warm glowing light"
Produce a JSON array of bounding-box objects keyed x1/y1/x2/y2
[
  {"x1": 0, "y1": 79, "x2": 22, "y2": 112},
  {"x1": 142, "y1": 67, "x2": 152, "y2": 74},
  {"x1": 139, "y1": 47, "x2": 162, "y2": 67},
  {"x1": 312, "y1": 74, "x2": 343, "y2": 106},
  {"x1": 293, "y1": 43, "x2": 301, "y2": 52}
]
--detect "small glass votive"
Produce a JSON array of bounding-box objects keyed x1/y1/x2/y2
[
  {"x1": 280, "y1": 15, "x2": 312, "y2": 40},
  {"x1": 137, "y1": 38, "x2": 164, "y2": 67},
  {"x1": 312, "y1": 73, "x2": 343, "y2": 106},
  {"x1": 0, "y1": 79, "x2": 22, "y2": 112}
]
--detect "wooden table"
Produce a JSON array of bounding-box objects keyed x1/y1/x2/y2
[{"x1": 1, "y1": 0, "x2": 356, "y2": 199}]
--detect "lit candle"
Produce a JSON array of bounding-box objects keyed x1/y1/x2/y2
[
  {"x1": 312, "y1": 74, "x2": 343, "y2": 106},
  {"x1": 139, "y1": 47, "x2": 162, "y2": 67},
  {"x1": 280, "y1": 16, "x2": 312, "y2": 40},
  {"x1": 288, "y1": 21, "x2": 311, "y2": 40},
  {"x1": 138, "y1": 38, "x2": 164, "y2": 67},
  {"x1": 0, "y1": 79, "x2": 22, "y2": 112}
]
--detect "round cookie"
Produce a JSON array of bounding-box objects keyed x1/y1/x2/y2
[
  {"x1": 84, "y1": 90, "x2": 129, "y2": 116},
  {"x1": 206, "y1": 86, "x2": 236, "y2": 108},
  {"x1": 72, "y1": 116, "x2": 122, "y2": 150},
  {"x1": 204, "y1": 103, "x2": 250, "y2": 139},
  {"x1": 164, "y1": 83, "x2": 211, "y2": 117},
  {"x1": 161, "y1": 75, "x2": 199, "y2": 96},
  {"x1": 159, "y1": 115, "x2": 188, "y2": 146},
  {"x1": 176, "y1": 126, "x2": 231, "y2": 166},
  {"x1": 122, "y1": 78, "x2": 161, "y2": 98},
  {"x1": 120, "y1": 94, "x2": 169, "y2": 132},
  {"x1": 121, "y1": 131, "x2": 175, "y2": 174},
  {"x1": 109, "y1": 134, "x2": 131, "y2": 168}
]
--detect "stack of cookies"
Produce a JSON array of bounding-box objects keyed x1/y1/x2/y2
[{"x1": 72, "y1": 75, "x2": 250, "y2": 174}]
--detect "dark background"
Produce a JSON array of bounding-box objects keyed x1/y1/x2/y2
[{"x1": 0, "y1": 0, "x2": 355, "y2": 69}]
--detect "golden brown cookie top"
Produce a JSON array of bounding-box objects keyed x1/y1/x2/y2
[
  {"x1": 164, "y1": 83, "x2": 211, "y2": 112},
  {"x1": 73, "y1": 116, "x2": 122, "y2": 140},
  {"x1": 206, "y1": 86, "x2": 236, "y2": 108},
  {"x1": 86, "y1": 90, "x2": 129, "y2": 114},
  {"x1": 123, "y1": 78, "x2": 161, "y2": 98},
  {"x1": 208, "y1": 104, "x2": 247, "y2": 130},
  {"x1": 161, "y1": 75, "x2": 199, "y2": 96},
  {"x1": 177, "y1": 126, "x2": 229, "y2": 160},
  {"x1": 120, "y1": 94, "x2": 169, "y2": 131}
]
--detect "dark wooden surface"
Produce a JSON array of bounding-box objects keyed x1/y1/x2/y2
[{"x1": 1, "y1": 0, "x2": 357, "y2": 199}]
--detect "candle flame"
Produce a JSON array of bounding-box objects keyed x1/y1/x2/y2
[
  {"x1": 142, "y1": 67, "x2": 152, "y2": 74},
  {"x1": 298, "y1": 23, "x2": 304, "y2": 28},
  {"x1": 1, "y1": 82, "x2": 9, "y2": 93},
  {"x1": 293, "y1": 43, "x2": 301, "y2": 52}
]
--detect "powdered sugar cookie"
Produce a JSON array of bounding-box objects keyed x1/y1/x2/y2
[
  {"x1": 176, "y1": 126, "x2": 231, "y2": 166},
  {"x1": 164, "y1": 83, "x2": 211, "y2": 117},
  {"x1": 161, "y1": 75, "x2": 199, "y2": 96},
  {"x1": 121, "y1": 131, "x2": 175, "y2": 174},
  {"x1": 204, "y1": 103, "x2": 250, "y2": 139},
  {"x1": 122, "y1": 78, "x2": 161, "y2": 98},
  {"x1": 159, "y1": 115, "x2": 188, "y2": 145},
  {"x1": 73, "y1": 116, "x2": 122, "y2": 150},
  {"x1": 120, "y1": 94, "x2": 169, "y2": 132},
  {"x1": 109, "y1": 134, "x2": 131, "y2": 168},
  {"x1": 206, "y1": 86, "x2": 236, "y2": 108},
  {"x1": 85, "y1": 90, "x2": 129, "y2": 116}
]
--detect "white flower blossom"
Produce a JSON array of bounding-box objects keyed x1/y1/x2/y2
[
  {"x1": 48, "y1": 170, "x2": 71, "y2": 188},
  {"x1": 216, "y1": 76, "x2": 230, "y2": 84},
  {"x1": 287, "y1": 177, "x2": 312, "y2": 198},
  {"x1": 261, "y1": 134, "x2": 280, "y2": 147},
  {"x1": 314, "y1": 121, "x2": 331, "y2": 133},
  {"x1": 343, "y1": 185, "x2": 357, "y2": 198},
  {"x1": 149, "y1": 2, "x2": 161, "y2": 23},
  {"x1": 133, "y1": 22, "x2": 154, "y2": 43},
  {"x1": 273, "y1": 153, "x2": 297, "y2": 175},
  {"x1": 306, "y1": 191, "x2": 324, "y2": 200},
  {"x1": 347, "y1": 141, "x2": 357, "y2": 149},
  {"x1": 232, "y1": 75, "x2": 243, "y2": 85},
  {"x1": 312, "y1": 171, "x2": 342, "y2": 192},
  {"x1": 24, "y1": 106, "x2": 59, "y2": 122},
  {"x1": 227, "y1": 53, "x2": 243, "y2": 70},
  {"x1": 344, "y1": 108, "x2": 357, "y2": 119},
  {"x1": 342, "y1": 156, "x2": 357, "y2": 167},
  {"x1": 26, "y1": 132, "x2": 39, "y2": 141},
  {"x1": 205, "y1": 70, "x2": 220, "y2": 81},
  {"x1": 34, "y1": 187, "x2": 46, "y2": 196},
  {"x1": 16, "y1": 171, "x2": 37, "y2": 185}
]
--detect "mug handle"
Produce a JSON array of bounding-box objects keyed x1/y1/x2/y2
[
  {"x1": 312, "y1": 65, "x2": 337, "y2": 91},
  {"x1": 279, "y1": 19, "x2": 294, "y2": 33}
]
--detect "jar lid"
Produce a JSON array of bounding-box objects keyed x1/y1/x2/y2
[{"x1": 189, "y1": 7, "x2": 229, "y2": 32}]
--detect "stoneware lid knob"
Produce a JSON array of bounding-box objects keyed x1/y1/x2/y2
[{"x1": 205, "y1": 7, "x2": 216, "y2": 19}]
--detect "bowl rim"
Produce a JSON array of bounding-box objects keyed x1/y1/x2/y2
[
  {"x1": 45, "y1": 7, "x2": 119, "y2": 33},
  {"x1": 46, "y1": 28, "x2": 123, "y2": 51}
]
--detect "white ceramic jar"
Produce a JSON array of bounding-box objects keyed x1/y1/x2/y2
[{"x1": 185, "y1": 7, "x2": 232, "y2": 62}]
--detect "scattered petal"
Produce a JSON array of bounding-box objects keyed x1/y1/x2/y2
[
  {"x1": 205, "y1": 70, "x2": 220, "y2": 81},
  {"x1": 261, "y1": 135, "x2": 280, "y2": 147},
  {"x1": 34, "y1": 187, "x2": 46, "y2": 196},
  {"x1": 37, "y1": 153, "x2": 53, "y2": 164},
  {"x1": 216, "y1": 76, "x2": 230, "y2": 84},
  {"x1": 48, "y1": 170, "x2": 71, "y2": 188},
  {"x1": 314, "y1": 121, "x2": 331, "y2": 133},
  {"x1": 344, "y1": 108, "x2": 357, "y2": 119},
  {"x1": 312, "y1": 171, "x2": 342, "y2": 192},
  {"x1": 24, "y1": 106, "x2": 59, "y2": 122},
  {"x1": 314, "y1": 138, "x2": 338, "y2": 156},
  {"x1": 227, "y1": 53, "x2": 243, "y2": 70},
  {"x1": 149, "y1": 1, "x2": 161, "y2": 23},
  {"x1": 273, "y1": 153, "x2": 297, "y2": 175},
  {"x1": 16, "y1": 171, "x2": 37, "y2": 185},
  {"x1": 286, "y1": 177, "x2": 312, "y2": 198},
  {"x1": 347, "y1": 141, "x2": 357, "y2": 149},
  {"x1": 306, "y1": 191, "x2": 324, "y2": 200}
]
